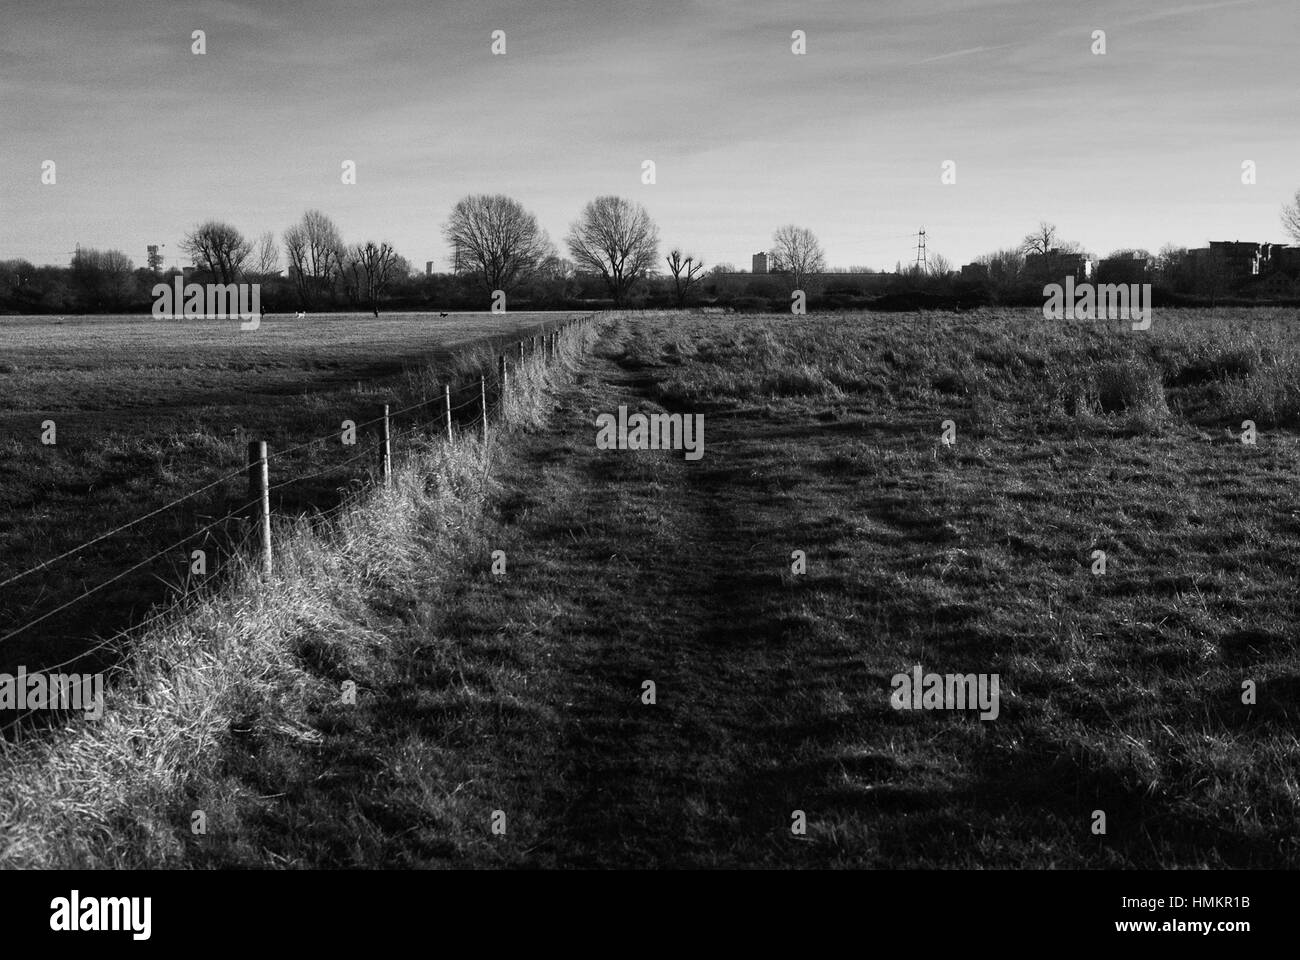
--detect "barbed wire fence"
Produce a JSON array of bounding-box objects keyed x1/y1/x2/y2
[{"x1": 0, "y1": 314, "x2": 596, "y2": 735}]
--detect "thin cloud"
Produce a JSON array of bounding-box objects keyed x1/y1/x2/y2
[
  {"x1": 1123, "y1": 0, "x2": 1262, "y2": 25},
  {"x1": 910, "y1": 0, "x2": 1266, "y2": 68},
  {"x1": 914, "y1": 42, "x2": 1016, "y2": 65}
]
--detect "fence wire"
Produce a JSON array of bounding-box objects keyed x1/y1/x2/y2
[{"x1": 0, "y1": 315, "x2": 594, "y2": 730}]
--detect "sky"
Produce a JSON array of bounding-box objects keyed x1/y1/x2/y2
[{"x1": 1, "y1": 0, "x2": 1297, "y2": 272}]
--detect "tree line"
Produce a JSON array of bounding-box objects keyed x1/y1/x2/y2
[
  {"x1": 4, "y1": 189, "x2": 1299, "y2": 314},
  {"x1": 0, "y1": 195, "x2": 706, "y2": 315},
  {"x1": 0, "y1": 193, "x2": 846, "y2": 315}
]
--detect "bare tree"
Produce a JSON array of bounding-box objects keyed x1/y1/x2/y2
[
  {"x1": 769, "y1": 224, "x2": 825, "y2": 290},
  {"x1": 70, "y1": 247, "x2": 136, "y2": 310},
  {"x1": 443, "y1": 194, "x2": 553, "y2": 296},
  {"x1": 390, "y1": 253, "x2": 413, "y2": 281},
  {"x1": 1195, "y1": 250, "x2": 1231, "y2": 307},
  {"x1": 565, "y1": 196, "x2": 660, "y2": 305},
  {"x1": 284, "y1": 210, "x2": 344, "y2": 308},
  {"x1": 252, "y1": 231, "x2": 279, "y2": 278},
  {"x1": 973, "y1": 247, "x2": 1027, "y2": 301},
  {"x1": 927, "y1": 252, "x2": 953, "y2": 277},
  {"x1": 665, "y1": 249, "x2": 706, "y2": 307},
  {"x1": 1282, "y1": 189, "x2": 1300, "y2": 243},
  {"x1": 538, "y1": 254, "x2": 576, "y2": 282},
  {"x1": 1021, "y1": 221, "x2": 1059, "y2": 258},
  {"x1": 977, "y1": 247, "x2": 1026, "y2": 278},
  {"x1": 341, "y1": 251, "x2": 364, "y2": 306},
  {"x1": 181, "y1": 221, "x2": 252, "y2": 283},
  {"x1": 1156, "y1": 244, "x2": 1191, "y2": 292},
  {"x1": 346, "y1": 241, "x2": 399, "y2": 317},
  {"x1": 101, "y1": 250, "x2": 135, "y2": 305}
]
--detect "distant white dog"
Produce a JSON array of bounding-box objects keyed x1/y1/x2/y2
[{"x1": 295, "y1": 311, "x2": 306, "y2": 319}]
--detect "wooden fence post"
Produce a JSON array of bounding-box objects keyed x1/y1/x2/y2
[
  {"x1": 480, "y1": 374, "x2": 489, "y2": 443},
  {"x1": 517, "y1": 340, "x2": 525, "y2": 362},
  {"x1": 444, "y1": 384, "x2": 453, "y2": 442},
  {"x1": 499, "y1": 353, "x2": 508, "y2": 399},
  {"x1": 380, "y1": 403, "x2": 392, "y2": 486},
  {"x1": 247, "y1": 440, "x2": 272, "y2": 576}
]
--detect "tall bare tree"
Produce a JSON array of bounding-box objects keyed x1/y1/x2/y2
[
  {"x1": 181, "y1": 221, "x2": 252, "y2": 283},
  {"x1": 346, "y1": 241, "x2": 399, "y2": 317},
  {"x1": 284, "y1": 210, "x2": 344, "y2": 308},
  {"x1": 565, "y1": 196, "x2": 660, "y2": 305},
  {"x1": 443, "y1": 194, "x2": 553, "y2": 296},
  {"x1": 769, "y1": 225, "x2": 825, "y2": 290},
  {"x1": 665, "y1": 249, "x2": 706, "y2": 307},
  {"x1": 252, "y1": 231, "x2": 279, "y2": 278},
  {"x1": 1021, "y1": 221, "x2": 1059, "y2": 258},
  {"x1": 1282, "y1": 189, "x2": 1300, "y2": 243}
]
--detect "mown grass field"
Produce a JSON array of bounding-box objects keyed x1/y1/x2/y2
[{"x1": 0, "y1": 312, "x2": 577, "y2": 682}]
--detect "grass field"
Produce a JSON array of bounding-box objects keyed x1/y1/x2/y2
[
  {"x1": 0, "y1": 312, "x2": 579, "y2": 683},
  {"x1": 204, "y1": 306, "x2": 1297, "y2": 869},
  {"x1": 3, "y1": 306, "x2": 1299, "y2": 868}
]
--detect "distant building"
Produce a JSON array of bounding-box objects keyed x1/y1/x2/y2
[
  {"x1": 1243, "y1": 244, "x2": 1300, "y2": 297},
  {"x1": 1212, "y1": 241, "x2": 1261, "y2": 274},
  {"x1": 426, "y1": 260, "x2": 434, "y2": 276},
  {"x1": 1024, "y1": 249, "x2": 1094, "y2": 282},
  {"x1": 1261, "y1": 244, "x2": 1300, "y2": 277},
  {"x1": 1188, "y1": 241, "x2": 1262, "y2": 278},
  {"x1": 1096, "y1": 254, "x2": 1151, "y2": 285},
  {"x1": 752, "y1": 252, "x2": 768, "y2": 274},
  {"x1": 708, "y1": 266, "x2": 894, "y2": 294},
  {"x1": 960, "y1": 263, "x2": 988, "y2": 281}
]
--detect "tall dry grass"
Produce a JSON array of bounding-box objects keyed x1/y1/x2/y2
[{"x1": 0, "y1": 316, "x2": 597, "y2": 868}]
